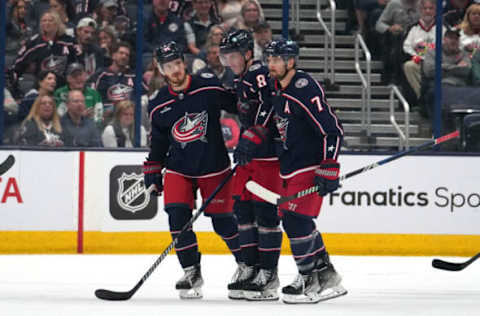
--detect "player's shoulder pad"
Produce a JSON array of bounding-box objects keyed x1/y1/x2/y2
[
  {"x1": 246, "y1": 61, "x2": 268, "y2": 76},
  {"x1": 192, "y1": 72, "x2": 222, "y2": 88},
  {"x1": 287, "y1": 72, "x2": 325, "y2": 103}
]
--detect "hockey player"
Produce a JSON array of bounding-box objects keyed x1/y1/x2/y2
[
  {"x1": 219, "y1": 29, "x2": 282, "y2": 301},
  {"x1": 263, "y1": 39, "x2": 348, "y2": 304},
  {"x1": 144, "y1": 41, "x2": 242, "y2": 300}
]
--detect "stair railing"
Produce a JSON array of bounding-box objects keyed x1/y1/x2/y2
[
  {"x1": 354, "y1": 33, "x2": 371, "y2": 137},
  {"x1": 316, "y1": 0, "x2": 336, "y2": 85},
  {"x1": 389, "y1": 85, "x2": 410, "y2": 149}
]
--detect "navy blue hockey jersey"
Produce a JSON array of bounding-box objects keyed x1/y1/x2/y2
[
  {"x1": 234, "y1": 60, "x2": 278, "y2": 159},
  {"x1": 271, "y1": 71, "x2": 344, "y2": 177},
  {"x1": 148, "y1": 73, "x2": 238, "y2": 177}
]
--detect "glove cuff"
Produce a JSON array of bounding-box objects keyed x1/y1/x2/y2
[
  {"x1": 143, "y1": 161, "x2": 162, "y2": 174},
  {"x1": 316, "y1": 159, "x2": 340, "y2": 179}
]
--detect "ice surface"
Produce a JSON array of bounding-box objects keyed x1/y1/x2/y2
[{"x1": 0, "y1": 255, "x2": 478, "y2": 316}]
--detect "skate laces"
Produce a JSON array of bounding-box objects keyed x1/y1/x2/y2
[
  {"x1": 289, "y1": 273, "x2": 306, "y2": 290},
  {"x1": 231, "y1": 263, "x2": 254, "y2": 283},
  {"x1": 180, "y1": 265, "x2": 198, "y2": 285}
]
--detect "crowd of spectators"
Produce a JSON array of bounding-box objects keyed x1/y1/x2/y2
[
  {"x1": 339, "y1": 0, "x2": 480, "y2": 148},
  {"x1": 5, "y1": 0, "x2": 480, "y2": 150},
  {"x1": 2, "y1": 0, "x2": 273, "y2": 148}
]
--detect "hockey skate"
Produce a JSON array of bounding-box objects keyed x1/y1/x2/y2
[
  {"x1": 281, "y1": 272, "x2": 321, "y2": 304},
  {"x1": 227, "y1": 263, "x2": 256, "y2": 300},
  {"x1": 316, "y1": 264, "x2": 347, "y2": 302},
  {"x1": 175, "y1": 264, "x2": 204, "y2": 299},
  {"x1": 243, "y1": 268, "x2": 280, "y2": 301}
]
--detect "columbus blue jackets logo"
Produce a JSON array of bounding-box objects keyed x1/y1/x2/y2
[
  {"x1": 274, "y1": 114, "x2": 289, "y2": 149},
  {"x1": 107, "y1": 84, "x2": 133, "y2": 101},
  {"x1": 172, "y1": 111, "x2": 209, "y2": 147},
  {"x1": 117, "y1": 173, "x2": 151, "y2": 213},
  {"x1": 41, "y1": 55, "x2": 67, "y2": 73}
]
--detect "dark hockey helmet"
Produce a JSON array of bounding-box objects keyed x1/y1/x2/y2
[
  {"x1": 219, "y1": 29, "x2": 254, "y2": 54},
  {"x1": 156, "y1": 41, "x2": 183, "y2": 65},
  {"x1": 264, "y1": 38, "x2": 299, "y2": 59}
]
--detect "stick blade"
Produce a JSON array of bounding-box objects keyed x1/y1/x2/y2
[
  {"x1": 246, "y1": 180, "x2": 280, "y2": 205},
  {"x1": 0, "y1": 155, "x2": 15, "y2": 175},
  {"x1": 95, "y1": 289, "x2": 134, "y2": 301},
  {"x1": 432, "y1": 259, "x2": 463, "y2": 271}
]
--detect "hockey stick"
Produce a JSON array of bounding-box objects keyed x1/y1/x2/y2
[
  {"x1": 0, "y1": 155, "x2": 15, "y2": 176},
  {"x1": 432, "y1": 253, "x2": 480, "y2": 271},
  {"x1": 95, "y1": 165, "x2": 238, "y2": 301},
  {"x1": 246, "y1": 130, "x2": 460, "y2": 205}
]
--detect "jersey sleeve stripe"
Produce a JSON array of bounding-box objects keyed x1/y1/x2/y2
[
  {"x1": 314, "y1": 80, "x2": 344, "y2": 135},
  {"x1": 188, "y1": 86, "x2": 225, "y2": 95},
  {"x1": 282, "y1": 93, "x2": 327, "y2": 135},
  {"x1": 149, "y1": 99, "x2": 175, "y2": 121}
]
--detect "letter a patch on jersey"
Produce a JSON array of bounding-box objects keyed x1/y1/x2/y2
[{"x1": 284, "y1": 100, "x2": 291, "y2": 114}]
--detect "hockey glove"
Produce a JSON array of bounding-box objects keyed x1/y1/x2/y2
[
  {"x1": 143, "y1": 159, "x2": 163, "y2": 196},
  {"x1": 314, "y1": 159, "x2": 341, "y2": 196},
  {"x1": 233, "y1": 125, "x2": 269, "y2": 165}
]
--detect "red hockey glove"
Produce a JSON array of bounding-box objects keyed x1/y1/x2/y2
[
  {"x1": 233, "y1": 125, "x2": 269, "y2": 165},
  {"x1": 143, "y1": 159, "x2": 163, "y2": 196},
  {"x1": 314, "y1": 159, "x2": 341, "y2": 196}
]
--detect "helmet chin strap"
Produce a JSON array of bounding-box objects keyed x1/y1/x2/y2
[{"x1": 241, "y1": 52, "x2": 253, "y2": 76}]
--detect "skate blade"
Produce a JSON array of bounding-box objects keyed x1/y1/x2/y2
[
  {"x1": 245, "y1": 289, "x2": 279, "y2": 301},
  {"x1": 228, "y1": 290, "x2": 245, "y2": 300},
  {"x1": 282, "y1": 292, "x2": 322, "y2": 304},
  {"x1": 179, "y1": 288, "x2": 203, "y2": 299},
  {"x1": 317, "y1": 285, "x2": 348, "y2": 302}
]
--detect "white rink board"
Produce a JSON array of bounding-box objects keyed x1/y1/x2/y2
[
  {"x1": 324, "y1": 155, "x2": 480, "y2": 234},
  {"x1": 86, "y1": 152, "x2": 480, "y2": 234},
  {"x1": 0, "y1": 151, "x2": 78, "y2": 230}
]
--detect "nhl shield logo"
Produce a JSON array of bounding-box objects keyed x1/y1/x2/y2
[
  {"x1": 110, "y1": 165, "x2": 158, "y2": 220},
  {"x1": 117, "y1": 172, "x2": 150, "y2": 213}
]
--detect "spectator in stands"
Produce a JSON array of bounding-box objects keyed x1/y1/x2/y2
[
  {"x1": 29, "y1": 0, "x2": 51, "y2": 30},
  {"x1": 2, "y1": 88, "x2": 20, "y2": 144},
  {"x1": 54, "y1": 63, "x2": 104, "y2": 125},
  {"x1": 375, "y1": 0, "x2": 420, "y2": 84},
  {"x1": 61, "y1": 89, "x2": 102, "y2": 147},
  {"x1": 217, "y1": 0, "x2": 242, "y2": 30},
  {"x1": 207, "y1": 24, "x2": 226, "y2": 45},
  {"x1": 423, "y1": 29, "x2": 472, "y2": 117},
  {"x1": 459, "y1": 3, "x2": 480, "y2": 55},
  {"x1": 472, "y1": 49, "x2": 480, "y2": 84},
  {"x1": 75, "y1": 17, "x2": 105, "y2": 77},
  {"x1": 6, "y1": 0, "x2": 34, "y2": 56},
  {"x1": 97, "y1": 26, "x2": 118, "y2": 67},
  {"x1": 101, "y1": 100, "x2": 147, "y2": 147},
  {"x1": 70, "y1": 0, "x2": 98, "y2": 19},
  {"x1": 88, "y1": 42, "x2": 147, "y2": 124},
  {"x1": 352, "y1": 0, "x2": 387, "y2": 59},
  {"x1": 18, "y1": 70, "x2": 58, "y2": 124},
  {"x1": 199, "y1": 41, "x2": 235, "y2": 89},
  {"x1": 49, "y1": 0, "x2": 76, "y2": 36},
  {"x1": 184, "y1": 0, "x2": 220, "y2": 56},
  {"x1": 233, "y1": 0, "x2": 264, "y2": 31},
  {"x1": 12, "y1": 9, "x2": 77, "y2": 81},
  {"x1": 403, "y1": 0, "x2": 444, "y2": 101},
  {"x1": 253, "y1": 21, "x2": 272, "y2": 61},
  {"x1": 18, "y1": 94, "x2": 64, "y2": 146},
  {"x1": 443, "y1": 0, "x2": 474, "y2": 27},
  {"x1": 95, "y1": 0, "x2": 119, "y2": 28},
  {"x1": 145, "y1": 0, "x2": 187, "y2": 53}
]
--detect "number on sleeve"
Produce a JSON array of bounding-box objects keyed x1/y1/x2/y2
[
  {"x1": 310, "y1": 96, "x2": 323, "y2": 112},
  {"x1": 256, "y1": 74, "x2": 267, "y2": 88}
]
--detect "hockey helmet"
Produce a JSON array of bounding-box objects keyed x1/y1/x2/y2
[
  {"x1": 156, "y1": 41, "x2": 183, "y2": 65},
  {"x1": 264, "y1": 38, "x2": 299, "y2": 59},
  {"x1": 219, "y1": 29, "x2": 254, "y2": 54}
]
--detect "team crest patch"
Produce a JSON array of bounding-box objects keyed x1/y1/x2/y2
[
  {"x1": 168, "y1": 22, "x2": 179, "y2": 32},
  {"x1": 295, "y1": 78, "x2": 309, "y2": 88},
  {"x1": 107, "y1": 84, "x2": 133, "y2": 101},
  {"x1": 200, "y1": 72, "x2": 214, "y2": 78},
  {"x1": 249, "y1": 63, "x2": 261, "y2": 71},
  {"x1": 172, "y1": 111, "x2": 209, "y2": 148}
]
